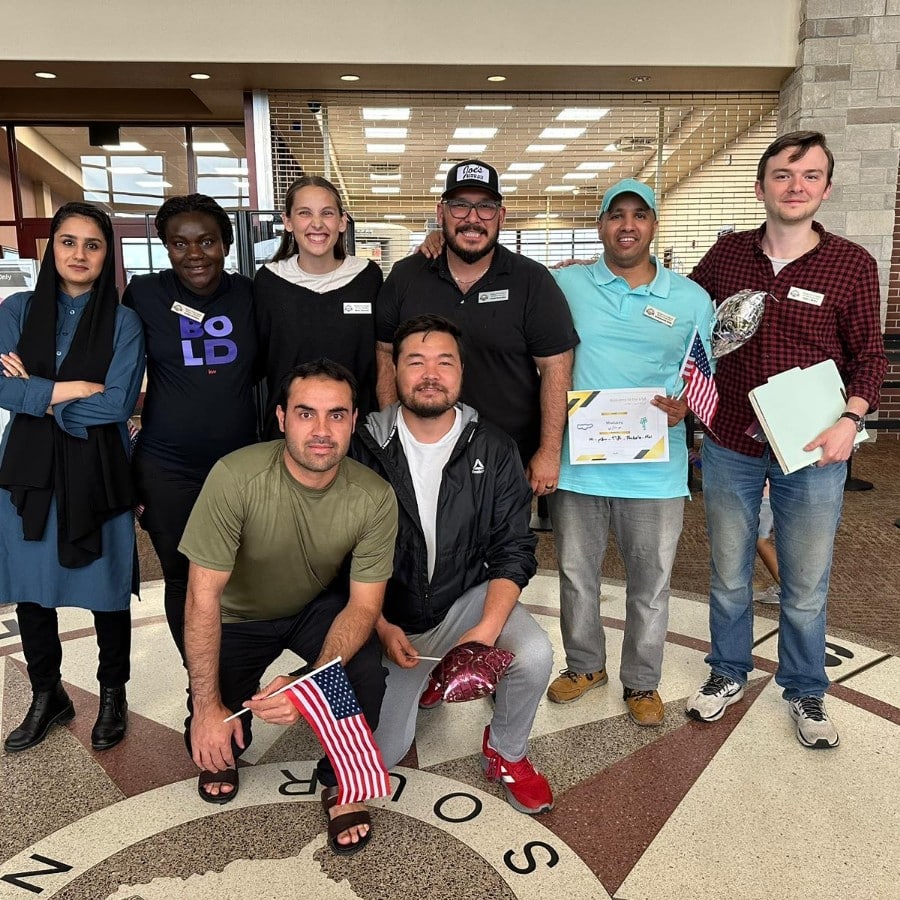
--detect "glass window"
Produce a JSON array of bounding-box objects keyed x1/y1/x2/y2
[{"x1": 192, "y1": 126, "x2": 250, "y2": 209}]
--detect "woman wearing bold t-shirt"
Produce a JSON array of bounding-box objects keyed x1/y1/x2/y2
[
  {"x1": 124, "y1": 195, "x2": 258, "y2": 664},
  {"x1": 254, "y1": 176, "x2": 382, "y2": 437}
]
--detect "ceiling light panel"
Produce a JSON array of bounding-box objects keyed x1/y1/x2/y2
[
  {"x1": 452, "y1": 127, "x2": 498, "y2": 139},
  {"x1": 539, "y1": 127, "x2": 586, "y2": 139},
  {"x1": 365, "y1": 127, "x2": 408, "y2": 139},
  {"x1": 556, "y1": 108, "x2": 610, "y2": 121},
  {"x1": 508, "y1": 162, "x2": 544, "y2": 171},
  {"x1": 526, "y1": 144, "x2": 565, "y2": 153},
  {"x1": 362, "y1": 108, "x2": 410, "y2": 120}
]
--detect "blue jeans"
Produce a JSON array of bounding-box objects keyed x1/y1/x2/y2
[
  {"x1": 549, "y1": 490, "x2": 685, "y2": 690},
  {"x1": 701, "y1": 438, "x2": 845, "y2": 699}
]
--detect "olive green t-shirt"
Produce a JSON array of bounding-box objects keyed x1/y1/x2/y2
[{"x1": 179, "y1": 441, "x2": 398, "y2": 623}]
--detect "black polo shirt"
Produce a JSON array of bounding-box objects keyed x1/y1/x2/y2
[{"x1": 377, "y1": 244, "x2": 578, "y2": 461}]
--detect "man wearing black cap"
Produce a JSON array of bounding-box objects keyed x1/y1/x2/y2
[{"x1": 375, "y1": 159, "x2": 578, "y2": 498}]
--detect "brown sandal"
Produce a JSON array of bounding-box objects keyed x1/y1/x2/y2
[{"x1": 321, "y1": 786, "x2": 372, "y2": 855}]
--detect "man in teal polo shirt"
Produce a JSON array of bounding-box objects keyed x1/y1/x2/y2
[{"x1": 546, "y1": 179, "x2": 714, "y2": 726}]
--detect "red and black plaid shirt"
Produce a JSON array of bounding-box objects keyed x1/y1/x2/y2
[{"x1": 691, "y1": 222, "x2": 887, "y2": 457}]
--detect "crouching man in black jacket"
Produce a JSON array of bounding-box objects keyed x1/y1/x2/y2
[{"x1": 353, "y1": 314, "x2": 554, "y2": 815}]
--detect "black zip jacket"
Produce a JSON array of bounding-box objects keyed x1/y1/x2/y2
[{"x1": 351, "y1": 403, "x2": 537, "y2": 634}]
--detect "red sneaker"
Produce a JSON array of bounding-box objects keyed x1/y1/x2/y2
[
  {"x1": 481, "y1": 726, "x2": 553, "y2": 814},
  {"x1": 418, "y1": 675, "x2": 443, "y2": 710}
]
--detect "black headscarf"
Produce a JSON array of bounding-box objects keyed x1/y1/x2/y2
[{"x1": 0, "y1": 202, "x2": 134, "y2": 567}]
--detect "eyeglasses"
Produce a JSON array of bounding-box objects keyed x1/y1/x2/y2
[{"x1": 442, "y1": 199, "x2": 502, "y2": 221}]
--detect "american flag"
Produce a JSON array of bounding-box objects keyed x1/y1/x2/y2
[
  {"x1": 681, "y1": 331, "x2": 719, "y2": 428},
  {"x1": 286, "y1": 659, "x2": 391, "y2": 805}
]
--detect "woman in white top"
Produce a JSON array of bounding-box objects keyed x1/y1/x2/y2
[{"x1": 254, "y1": 175, "x2": 383, "y2": 436}]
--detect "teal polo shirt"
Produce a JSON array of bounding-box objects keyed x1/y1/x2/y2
[{"x1": 552, "y1": 255, "x2": 714, "y2": 499}]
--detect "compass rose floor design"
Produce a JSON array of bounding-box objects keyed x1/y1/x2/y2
[{"x1": 1, "y1": 572, "x2": 898, "y2": 900}]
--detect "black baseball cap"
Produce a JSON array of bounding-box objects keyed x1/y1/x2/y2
[{"x1": 442, "y1": 159, "x2": 503, "y2": 201}]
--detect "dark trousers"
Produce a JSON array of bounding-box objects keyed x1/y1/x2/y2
[
  {"x1": 133, "y1": 451, "x2": 203, "y2": 663},
  {"x1": 184, "y1": 588, "x2": 386, "y2": 789},
  {"x1": 16, "y1": 602, "x2": 131, "y2": 692},
  {"x1": 147, "y1": 528, "x2": 189, "y2": 662}
]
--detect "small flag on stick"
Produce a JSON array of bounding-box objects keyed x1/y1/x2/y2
[
  {"x1": 679, "y1": 330, "x2": 719, "y2": 428},
  {"x1": 286, "y1": 659, "x2": 391, "y2": 805}
]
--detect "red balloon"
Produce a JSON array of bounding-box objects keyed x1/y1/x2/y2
[{"x1": 431, "y1": 641, "x2": 516, "y2": 703}]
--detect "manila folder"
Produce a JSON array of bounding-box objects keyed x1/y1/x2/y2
[{"x1": 747, "y1": 359, "x2": 868, "y2": 475}]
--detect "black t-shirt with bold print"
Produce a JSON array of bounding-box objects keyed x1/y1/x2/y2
[{"x1": 124, "y1": 270, "x2": 258, "y2": 478}]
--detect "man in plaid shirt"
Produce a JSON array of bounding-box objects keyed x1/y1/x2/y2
[{"x1": 685, "y1": 131, "x2": 887, "y2": 749}]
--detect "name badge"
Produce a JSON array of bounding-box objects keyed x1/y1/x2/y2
[
  {"x1": 478, "y1": 290, "x2": 508, "y2": 303},
  {"x1": 171, "y1": 301, "x2": 204, "y2": 323},
  {"x1": 343, "y1": 302, "x2": 372, "y2": 315},
  {"x1": 787, "y1": 286, "x2": 824, "y2": 307},
  {"x1": 643, "y1": 305, "x2": 676, "y2": 327}
]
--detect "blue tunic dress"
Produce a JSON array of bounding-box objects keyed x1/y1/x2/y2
[{"x1": 0, "y1": 290, "x2": 145, "y2": 611}]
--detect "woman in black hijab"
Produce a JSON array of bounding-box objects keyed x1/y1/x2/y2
[{"x1": 0, "y1": 202, "x2": 145, "y2": 753}]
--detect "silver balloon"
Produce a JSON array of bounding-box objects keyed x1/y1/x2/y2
[{"x1": 711, "y1": 289, "x2": 770, "y2": 358}]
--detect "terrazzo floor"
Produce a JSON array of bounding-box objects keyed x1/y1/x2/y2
[{"x1": 2, "y1": 565, "x2": 898, "y2": 899}]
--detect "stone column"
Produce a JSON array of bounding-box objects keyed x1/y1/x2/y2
[{"x1": 780, "y1": 1, "x2": 900, "y2": 433}]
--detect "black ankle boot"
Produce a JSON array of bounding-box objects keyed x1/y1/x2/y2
[
  {"x1": 91, "y1": 686, "x2": 128, "y2": 751},
  {"x1": 4, "y1": 682, "x2": 75, "y2": 753}
]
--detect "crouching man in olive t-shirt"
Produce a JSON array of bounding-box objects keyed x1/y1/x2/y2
[{"x1": 178, "y1": 359, "x2": 398, "y2": 852}]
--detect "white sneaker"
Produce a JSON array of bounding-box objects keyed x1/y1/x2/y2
[
  {"x1": 753, "y1": 584, "x2": 781, "y2": 604},
  {"x1": 788, "y1": 696, "x2": 839, "y2": 749},
  {"x1": 685, "y1": 671, "x2": 745, "y2": 722}
]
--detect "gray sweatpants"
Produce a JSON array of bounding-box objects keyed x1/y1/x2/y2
[{"x1": 373, "y1": 582, "x2": 553, "y2": 767}]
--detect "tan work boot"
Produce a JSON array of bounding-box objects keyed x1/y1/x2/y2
[
  {"x1": 623, "y1": 688, "x2": 664, "y2": 726},
  {"x1": 547, "y1": 669, "x2": 608, "y2": 703}
]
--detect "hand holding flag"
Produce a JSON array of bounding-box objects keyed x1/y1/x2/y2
[
  {"x1": 229, "y1": 658, "x2": 391, "y2": 806},
  {"x1": 678, "y1": 329, "x2": 719, "y2": 429}
]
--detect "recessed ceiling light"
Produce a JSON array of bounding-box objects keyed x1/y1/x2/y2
[
  {"x1": 191, "y1": 142, "x2": 229, "y2": 152},
  {"x1": 447, "y1": 144, "x2": 486, "y2": 154},
  {"x1": 340, "y1": 74, "x2": 361, "y2": 82},
  {"x1": 508, "y1": 162, "x2": 544, "y2": 171},
  {"x1": 500, "y1": 185, "x2": 517, "y2": 192},
  {"x1": 429, "y1": 186, "x2": 444, "y2": 193},
  {"x1": 556, "y1": 108, "x2": 609, "y2": 121},
  {"x1": 190, "y1": 72, "x2": 211, "y2": 80},
  {"x1": 535, "y1": 213, "x2": 560, "y2": 219},
  {"x1": 604, "y1": 143, "x2": 619, "y2": 152},
  {"x1": 383, "y1": 214, "x2": 406, "y2": 220},
  {"x1": 34, "y1": 71, "x2": 56, "y2": 79},
  {"x1": 362, "y1": 107, "x2": 410, "y2": 120},
  {"x1": 539, "y1": 127, "x2": 585, "y2": 140},
  {"x1": 367, "y1": 144, "x2": 406, "y2": 153},
  {"x1": 370, "y1": 173, "x2": 402, "y2": 181},
  {"x1": 500, "y1": 173, "x2": 533, "y2": 181},
  {"x1": 630, "y1": 74, "x2": 651, "y2": 83},
  {"x1": 563, "y1": 172, "x2": 597, "y2": 180},
  {"x1": 453, "y1": 127, "x2": 498, "y2": 139},
  {"x1": 527, "y1": 144, "x2": 565, "y2": 153},
  {"x1": 371, "y1": 186, "x2": 401, "y2": 194},
  {"x1": 365, "y1": 127, "x2": 408, "y2": 139},
  {"x1": 577, "y1": 162, "x2": 616, "y2": 171},
  {"x1": 487, "y1": 75, "x2": 506, "y2": 82},
  {"x1": 545, "y1": 185, "x2": 576, "y2": 192},
  {"x1": 465, "y1": 105, "x2": 513, "y2": 111},
  {"x1": 101, "y1": 142, "x2": 147, "y2": 152},
  {"x1": 437, "y1": 163, "x2": 455, "y2": 172}
]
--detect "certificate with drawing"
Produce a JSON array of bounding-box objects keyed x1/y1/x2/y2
[{"x1": 567, "y1": 388, "x2": 669, "y2": 464}]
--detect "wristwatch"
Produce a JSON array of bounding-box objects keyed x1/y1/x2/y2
[{"x1": 839, "y1": 411, "x2": 865, "y2": 433}]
